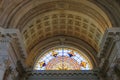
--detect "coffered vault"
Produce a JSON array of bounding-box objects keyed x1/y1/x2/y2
[
  {"x1": 1, "y1": 0, "x2": 119, "y2": 68},
  {"x1": 23, "y1": 11, "x2": 104, "y2": 52}
]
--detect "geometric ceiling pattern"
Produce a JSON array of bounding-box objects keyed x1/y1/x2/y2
[{"x1": 22, "y1": 11, "x2": 103, "y2": 51}]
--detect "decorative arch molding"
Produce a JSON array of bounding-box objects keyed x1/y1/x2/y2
[
  {"x1": 0, "y1": 0, "x2": 114, "y2": 29},
  {"x1": 25, "y1": 35, "x2": 98, "y2": 69},
  {"x1": 90, "y1": 0, "x2": 120, "y2": 27}
]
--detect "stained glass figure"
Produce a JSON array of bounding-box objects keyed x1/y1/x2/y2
[
  {"x1": 52, "y1": 51, "x2": 58, "y2": 57},
  {"x1": 68, "y1": 51, "x2": 75, "y2": 57},
  {"x1": 80, "y1": 61, "x2": 87, "y2": 68},
  {"x1": 39, "y1": 61, "x2": 46, "y2": 68}
]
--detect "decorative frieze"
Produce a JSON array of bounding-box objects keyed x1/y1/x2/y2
[{"x1": 26, "y1": 70, "x2": 99, "y2": 80}]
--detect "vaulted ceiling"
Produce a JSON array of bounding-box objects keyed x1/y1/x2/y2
[{"x1": 0, "y1": 0, "x2": 120, "y2": 67}]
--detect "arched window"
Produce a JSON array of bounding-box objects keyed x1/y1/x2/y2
[{"x1": 34, "y1": 47, "x2": 93, "y2": 70}]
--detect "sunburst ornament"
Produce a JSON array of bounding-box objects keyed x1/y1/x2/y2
[{"x1": 34, "y1": 47, "x2": 93, "y2": 70}]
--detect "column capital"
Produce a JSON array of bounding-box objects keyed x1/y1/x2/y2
[{"x1": 113, "y1": 34, "x2": 120, "y2": 42}]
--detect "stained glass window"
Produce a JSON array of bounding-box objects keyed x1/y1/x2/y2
[{"x1": 34, "y1": 47, "x2": 93, "y2": 70}]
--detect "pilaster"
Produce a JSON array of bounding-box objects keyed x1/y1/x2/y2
[
  {"x1": 0, "y1": 27, "x2": 27, "y2": 80},
  {"x1": 98, "y1": 28, "x2": 120, "y2": 80},
  {"x1": 0, "y1": 36, "x2": 10, "y2": 80}
]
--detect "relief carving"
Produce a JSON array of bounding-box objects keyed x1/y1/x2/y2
[{"x1": 0, "y1": 56, "x2": 10, "y2": 70}]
